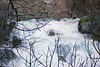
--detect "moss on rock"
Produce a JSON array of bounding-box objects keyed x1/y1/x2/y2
[
  {"x1": 78, "y1": 18, "x2": 87, "y2": 33},
  {"x1": 78, "y1": 14, "x2": 97, "y2": 33},
  {"x1": 48, "y1": 30, "x2": 55, "y2": 36},
  {"x1": 78, "y1": 14, "x2": 100, "y2": 42}
]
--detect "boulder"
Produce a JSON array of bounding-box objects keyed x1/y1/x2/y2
[
  {"x1": 47, "y1": 30, "x2": 56, "y2": 36},
  {"x1": 78, "y1": 18, "x2": 91, "y2": 34},
  {"x1": 56, "y1": 44, "x2": 71, "y2": 62},
  {"x1": 78, "y1": 15, "x2": 100, "y2": 41}
]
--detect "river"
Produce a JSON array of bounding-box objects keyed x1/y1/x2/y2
[{"x1": 8, "y1": 18, "x2": 100, "y2": 67}]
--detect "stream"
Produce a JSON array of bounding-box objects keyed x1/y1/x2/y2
[{"x1": 7, "y1": 18, "x2": 100, "y2": 67}]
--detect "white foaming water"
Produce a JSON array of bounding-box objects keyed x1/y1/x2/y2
[{"x1": 8, "y1": 18, "x2": 100, "y2": 67}]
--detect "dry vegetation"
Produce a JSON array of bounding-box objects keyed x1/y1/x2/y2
[{"x1": 0, "y1": 0, "x2": 70, "y2": 20}]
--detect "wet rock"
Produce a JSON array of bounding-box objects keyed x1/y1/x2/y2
[
  {"x1": 48, "y1": 30, "x2": 55, "y2": 36},
  {"x1": 56, "y1": 44, "x2": 71, "y2": 62},
  {"x1": 78, "y1": 18, "x2": 91, "y2": 34},
  {"x1": 11, "y1": 36, "x2": 22, "y2": 48}
]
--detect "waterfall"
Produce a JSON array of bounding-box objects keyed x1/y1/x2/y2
[{"x1": 8, "y1": 18, "x2": 100, "y2": 67}]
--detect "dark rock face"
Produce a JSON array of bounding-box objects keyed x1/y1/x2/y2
[
  {"x1": 93, "y1": 16, "x2": 100, "y2": 37},
  {"x1": 94, "y1": 27, "x2": 100, "y2": 37}
]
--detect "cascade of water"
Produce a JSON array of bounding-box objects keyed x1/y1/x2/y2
[{"x1": 8, "y1": 18, "x2": 99, "y2": 67}]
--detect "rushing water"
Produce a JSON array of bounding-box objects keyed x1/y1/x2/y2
[{"x1": 8, "y1": 18, "x2": 100, "y2": 67}]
